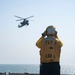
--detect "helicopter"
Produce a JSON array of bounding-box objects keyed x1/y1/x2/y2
[{"x1": 15, "y1": 15, "x2": 34, "y2": 28}]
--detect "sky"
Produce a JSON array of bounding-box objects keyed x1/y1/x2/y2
[{"x1": 0, "y1": 0, "x2": 75, "y2": 65}]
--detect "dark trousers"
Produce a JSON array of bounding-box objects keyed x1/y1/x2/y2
[{"x1": 40, "y1": 62, "x2": 60, "y2": 75}]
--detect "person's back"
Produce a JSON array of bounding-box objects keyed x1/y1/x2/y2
[
  {"x1": 36, "y1": 25, "x2": 63, "y2": 75},
  {"x1": 40, "y1": 36, "x2": 61, "y2": 63}
]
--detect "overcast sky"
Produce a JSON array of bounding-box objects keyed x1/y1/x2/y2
[{"x1": 0, "y1": 0, "x2": 75, "y2": 65}]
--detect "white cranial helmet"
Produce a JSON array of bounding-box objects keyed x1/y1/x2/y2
[{"x1": 46, "y1": 25, "x2": 56, "y2": 36}]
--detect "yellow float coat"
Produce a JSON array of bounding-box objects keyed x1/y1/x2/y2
[{"x1": 36, "y1": 36, "x2": 63, "y2": 63}]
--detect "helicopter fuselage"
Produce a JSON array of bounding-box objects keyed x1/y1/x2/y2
[
  {"x1": 21, "y1": 20, "x2": 29, "y2": 25},
  {"x1": 18, "y1": 20, "x2": 29, "y2": 28}
]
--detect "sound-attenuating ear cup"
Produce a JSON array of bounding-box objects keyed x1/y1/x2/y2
[{"x1": 55, "y1": 31, "x2": 57, "y2": 35}]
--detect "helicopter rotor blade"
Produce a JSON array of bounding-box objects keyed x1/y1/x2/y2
[
  {"x1": 15, "y1": 15, "x2": 34, "y2": 21},
  {"x1": 29, "y1": 20, "x2": 34, "y2": 21},
  {"x1": 25, "y1": 16, "x2": 34, "y2": 19},
  {"x1": 14, "y1": 15, "x2": 23, "y2": 19},
  {"x1": 16, "y1": 19, "x2": 24, "y2": 21}
]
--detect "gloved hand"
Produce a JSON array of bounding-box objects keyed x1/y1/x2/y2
[
  {"x1": 42, "y1": 30, "x2": 46, "y2": 37},
  {"x1": 55, "y1": 31, "x2": 58, "y2": 38}
]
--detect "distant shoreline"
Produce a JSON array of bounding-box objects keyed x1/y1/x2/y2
[{"x1": 0, "y1": 64, "x2": 75, "y2": 74}]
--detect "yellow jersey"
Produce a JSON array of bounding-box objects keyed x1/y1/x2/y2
[{"x1": 36, "y1": 36, "x2": 63, "y2": 63}]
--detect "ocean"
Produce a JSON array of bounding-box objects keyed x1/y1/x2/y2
[{"x1": 0, "y1": 64, "x2": 75, "y2": 74}]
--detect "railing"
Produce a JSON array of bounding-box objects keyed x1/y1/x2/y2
[
  {"x1": 0, "y1": 73, "x2": 6, "y2": 75},
  {"x1": 0, "y1": 72, "x2": 75, "y2": 75}
]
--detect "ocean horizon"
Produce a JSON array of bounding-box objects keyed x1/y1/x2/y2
[{"x1": 0, "y1": 64, "x2": 75, "y2": 74}]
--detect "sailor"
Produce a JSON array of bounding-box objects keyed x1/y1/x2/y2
[{"x1": 36, "y1": 25, "x2": 63, "y2": 75}]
